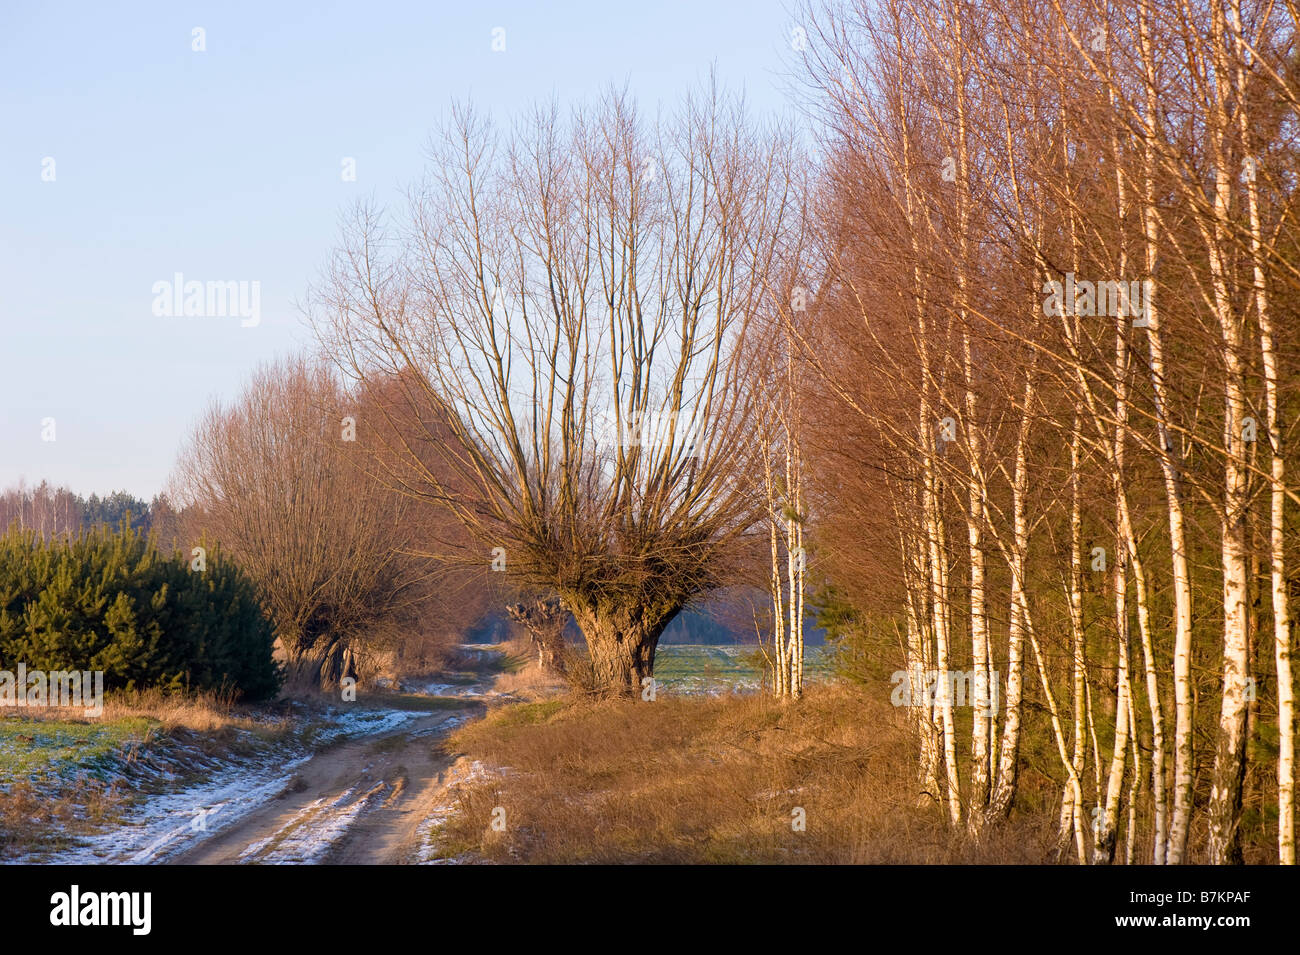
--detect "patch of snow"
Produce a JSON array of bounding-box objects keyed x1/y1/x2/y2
[
  {"x1": 35, "y1": 705, "x2": 431, "y2": 865},
  {"x1": 312, "y1": 706, "x2": 423, "y2": 743},
  {"x1": 415, "y1": 758, "x2": 503, "y2": 865},
  {"x1": 49, "y1": 749, "x2": 313, "y2": 865},
  {"x1": 239, "y1": 782, "x2": 387, "y2": 864}
]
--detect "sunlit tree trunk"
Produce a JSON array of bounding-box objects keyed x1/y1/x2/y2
[
  {"x1": 1205, "y1": 4, "x2": 1251, "y2": 863},
  {"x1": 1134, "y1": 2, "x2": 1191, "y2": 864},
  {"x1": 1228, "y1": 0, "x2": 1294, "y2": 864}
]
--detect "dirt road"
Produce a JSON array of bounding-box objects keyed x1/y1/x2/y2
[{"x1": 168, "y1": 706, "x2": 480, "y2": 865}]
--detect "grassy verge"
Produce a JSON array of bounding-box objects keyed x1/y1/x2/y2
[
  {"x1": 429, "y1": 682, "x2": 1057, "y2": 863},
  {"x1": 0, "y1": 716, "x2": 155, "y2": 781},
  {"x1": 0, "y1": 689, "x2": 299, "y2": 859},
  {"x1": 0, "y1": 716, "x2": 152, "y2": 857}
]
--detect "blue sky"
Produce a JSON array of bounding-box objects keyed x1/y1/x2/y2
[{"x1": 1, "y1": 0, "x2": 804, "y2": 498}]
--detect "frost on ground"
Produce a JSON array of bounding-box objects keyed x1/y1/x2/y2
[
  {"x1": 116, "y1": 751, "x2": 314, "y2": 864},
  {"x1": 402, "y1": 681, "x2": 516, "y2": 700},
  {"x1": 313, "y1": 706, "x2": 423, "y2": 743},
  {"x1": 652, "y1": 644, "x2": 835, "y2": 696},
  {"x1": 27, "y1": 705, "x2": 424, "y2": 865},
  {"x1": 237, "y1": 782, "x2": 388, "y2": 864},
  {"x1": 399, "y1": 644, "x2": 515, "y2": 700},
  {"x1": 414, "y1": 757, "x2": 505, "y2": 865}
]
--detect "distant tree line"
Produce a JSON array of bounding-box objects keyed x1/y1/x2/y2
[{"x1": 0, "y1": 481, "x2": 160, "y2": 539}]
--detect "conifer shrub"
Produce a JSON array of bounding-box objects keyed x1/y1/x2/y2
[{"x1": 0, "y1": 523, "x2": 280, "y2": 699}]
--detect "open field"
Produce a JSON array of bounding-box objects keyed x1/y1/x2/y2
[{"x1": 653, "y1": 644, "x2": 835, "y2": 696}]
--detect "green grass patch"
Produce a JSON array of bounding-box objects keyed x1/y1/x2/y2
[
  {"x1": 495, "y1": 652, "x2": 531, "y2": 675},
  {"x1": 653, "y1": 644, "x2": 835, "y2": 693},
  {"x1": 437, "y1": 672, "x2": 483, "y2": 686},
  {"x1": 0, "y1": 715, "x2": 156, "y2": 783},
  {"x1": 484, "y1": 699, "x2": 567, "y2": 729}
]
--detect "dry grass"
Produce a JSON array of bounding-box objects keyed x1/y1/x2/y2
[
  {"x1": 7, "y1": 686, "x2": 290, "y2": 742},
  {"x1": 390, "y1": 628, "x2": 462, "y2": 675},
  {"x1": 433, "y1": 682, "x2": 1059, "y2": 864},
  {"x1": 485, "y1": 635, "x2": 568, "y2": 701},
  {"x1": 0, "y1": 776, "x2": 124, "y2": 857},
  {"x1": 100, "y1": 686, "x2": 289, "y2": 735},
  {"x1": 490, "y1": 665, "x2": 568, "y2": 701},
  {"x1": 489, "y1": 634, "x2": 535, "y2": 665}
]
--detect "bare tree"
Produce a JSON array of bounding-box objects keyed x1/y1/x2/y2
[
  {"x1": 505, "y1": 595, "x2": 570, "y2": 676},
  {"x1": 312, "y1": 86, "x2": 805, "y2": 696},
  {"x1": 172, "y1": 355, "x2": 447, "y2": 687}
]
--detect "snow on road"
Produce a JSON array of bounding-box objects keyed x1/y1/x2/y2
[
  {"x1": 237, "y1": 782, "x2": 389, "y2": 864},
  {"x1": 39, "y1": 706, "x2": 426, "y2": 865}
]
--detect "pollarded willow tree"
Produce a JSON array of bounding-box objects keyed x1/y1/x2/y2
[
  {"x1": 171, "y1": 356, "x2": 441, "y2": 687},
  {"x1": 312, "y1": 87, "x2": 806, "y2": 696}
]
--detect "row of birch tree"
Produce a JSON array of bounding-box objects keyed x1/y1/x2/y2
[{"x1": 794, "y1": 0, "x2": 1298, "y2": 864}]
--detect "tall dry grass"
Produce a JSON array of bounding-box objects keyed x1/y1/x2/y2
[
  {"x1": 433, "y1": 683, "x2": 1059, "y2": 863},
  {"x1": 9, "y1": 686, "x2": 289, "y2": 735},
  {"x1": 101, "y1": 686, "x2": 290, "y2": 734}
]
